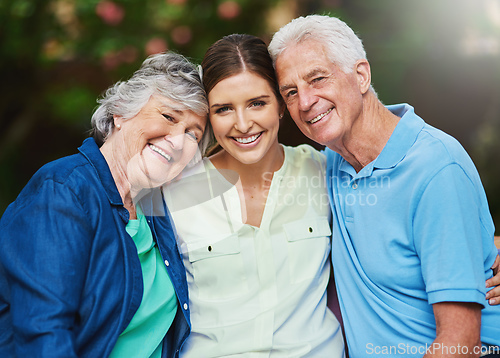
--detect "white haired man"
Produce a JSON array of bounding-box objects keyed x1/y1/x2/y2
[{"x1": 269, "y1": 14, "x2": 500, "y2": 358}]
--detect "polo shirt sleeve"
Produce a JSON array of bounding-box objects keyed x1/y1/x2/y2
[
  {"x1": 0, "y1": 178, "x2": 92, "y2": 357},
  {"x1": 413, "y1": 163, "x2": 487, "y2": 306}
]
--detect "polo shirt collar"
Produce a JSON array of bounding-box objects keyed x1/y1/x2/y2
[
  {"x1": 373, "y1": 103, "x2": 425, "y2": 169},
  {"x1": 78, "y1": 137, "x2": 123, "y2": 205}
]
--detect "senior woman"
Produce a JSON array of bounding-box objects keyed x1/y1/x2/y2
[{"x1": 0, "y1": 52, "x2": 210, "y2": 358}]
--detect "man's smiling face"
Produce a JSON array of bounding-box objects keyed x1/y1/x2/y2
[{"x1": 275, "y1": 39, "x2": 366, "y2": 149}]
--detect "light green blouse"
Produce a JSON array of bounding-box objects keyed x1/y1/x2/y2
[{"x1": 110, "y1": 207, "x2": 178, "y2": 358}]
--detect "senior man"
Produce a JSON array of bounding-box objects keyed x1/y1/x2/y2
[{"x1": 269, "y1": 14, "x2": 500, "y2": 358}]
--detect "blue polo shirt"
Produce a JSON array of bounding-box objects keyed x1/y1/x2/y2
[{"x1": 326, "y1": 104, "x2": 500, "y2": 357}]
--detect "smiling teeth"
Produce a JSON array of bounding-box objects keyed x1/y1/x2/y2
[
  {"x1": 149, "y1": 144, "x2": 172, "y2": 162},
  {"x1": 234, "y1": 133, "x2": 261, "y2": 144},
  {"x1": 310, "y1": 108, "x2": 333, "y2": 124}
]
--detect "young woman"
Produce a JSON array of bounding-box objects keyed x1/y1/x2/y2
[{"x1": 163, "y1": 34, "x2": 345, "y2": 357}]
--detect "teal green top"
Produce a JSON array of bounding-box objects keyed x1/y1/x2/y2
[{"x1": 110, "y1": 207, "x2": 178, "y2": 358}]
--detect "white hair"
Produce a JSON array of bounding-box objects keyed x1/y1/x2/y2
[
  {"x1": 269, "y1": 14, "x2": 378, "y2": 95},
  {"x1": 269, "y1": 14, "x2": 367, "y2": 73},
  {"x1": 91, "y1": 51, "x2": 213, "y2": 154}
]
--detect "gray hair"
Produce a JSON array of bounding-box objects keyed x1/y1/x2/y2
[
  {"x1": 269, "y1": 14, "x2": 367, "y2": 74},
  {"x1": 91, "y1": 52, "x2": 212, "y2": 154}
]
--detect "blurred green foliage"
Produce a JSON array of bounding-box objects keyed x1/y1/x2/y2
[
  {"x1": 1, "y1": 0, "x2": 499, "y2": 233},
  {"x1": 0, "y1": 0, "x2": 281, "y2": 211}
]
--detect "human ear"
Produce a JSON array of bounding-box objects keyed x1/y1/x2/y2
[{"x1": 355, "y1": 59, "x2": 371, "y2": 95}]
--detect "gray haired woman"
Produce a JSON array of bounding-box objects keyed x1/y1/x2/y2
[{"x1": 0, "y1": 51, "x2": 210, "y2": 358}]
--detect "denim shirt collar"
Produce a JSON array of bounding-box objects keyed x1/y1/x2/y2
[{"x1": 78, "y1": 137, "x2": 123, "y2": 206}]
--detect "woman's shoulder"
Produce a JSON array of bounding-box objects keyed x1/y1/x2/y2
[
  {"x1": 39, "y1": 152, "x2": 90, "y2": 179},
  {"x1": 9, "y1": 152, "x2": 98, "y2": 211},
  {"x1": 28, "y1": 152, "x2": 98, "y2": 196}
]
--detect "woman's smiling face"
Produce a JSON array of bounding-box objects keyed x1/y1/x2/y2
[
  {"x1": 117, "y1": 94, "x2": 206, "y2": 189},
  {"x1": 208, "y1": 71, "x2": 282, "y2": 165}
]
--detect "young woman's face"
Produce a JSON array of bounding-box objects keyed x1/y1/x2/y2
[
  {"x1": 208, "y1": 71, "x2": 282, "y2": 165},
  {"x1": 117, "y1": 95, "x2": 206, "y2": 189}
]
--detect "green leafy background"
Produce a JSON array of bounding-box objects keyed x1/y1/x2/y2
[{"x1": 1, "y1": 0, "x2": 499, "y2": 233}]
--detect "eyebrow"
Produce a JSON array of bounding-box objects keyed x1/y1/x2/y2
[
  {"x1": 183, "y1": 115, "x2": 205, "y2": 134},
  {"x1": 248, "y1": 95, "x2": 271, "y2": 102},
  {"x1": 304, "y1": 67, "x2": 329, "y2": 81},
  {"x1": 279, "y1": 83, "x2": 294, "y2": 93},
  {"x1": 180, "y1": 112, "x2": 205, "y2": 133},
  {"x1": 163, "y1": 105, "x2": 184, "y2": 115},
  {"x1": 193, "y1": 123, "x2": 205, "y2": 133},
  {"x1": 279, "y1": 67, "x2": 329, "y2": 93},
  {"x1": 210, "y1": 95, "x2": 271, "y2": 109},
  {"x1": 210, "y1": 102, "x2": 229, "y2": 109}
]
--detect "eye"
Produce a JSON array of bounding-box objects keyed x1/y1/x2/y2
[
  {"x1": 284, "y1": 89, "x2": 297, "y2": 99},
  {"x1": 250, "y1": 100, "x2": 266, "y2": 108},
  {"x1": 162, "y1": 114, "x2": 175, "y2": 122},
  {"x1": 214, "y1": 106, "x2": 230, "y2": 114},
  {"x1": 311, "y1": 76, "x2": 329, "y2": 87},
  {"x1": 311, "y1": 76, "x2": 326, "y2": 83}
]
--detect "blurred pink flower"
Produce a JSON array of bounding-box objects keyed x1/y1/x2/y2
[
  {"x1": 217, "y1": 1, "x2": 240, "y2": 20},
  {"x1": 96, "y1": 1, "x2": 125, "y2": 26},
  {"x1": 102, "y1": 46, "x2": 138, "y2": 70},
  {"x1": 145, "y1": 37, "x2": 168, "y2": 55},
  {"x1": 171, "y1": 26, "x2": 192, "y2": 45}
]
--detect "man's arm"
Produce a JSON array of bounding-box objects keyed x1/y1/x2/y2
[
  {"x1": 424, "y1": 302, "x2": 482, "y2": 358},
  {"x1": 412, "y1": 164, "x2": 492, "y2": 357}
]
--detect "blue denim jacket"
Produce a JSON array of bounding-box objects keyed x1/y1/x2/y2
[{"x1": 0, "y1": 138, "x2": 190, "y2": 357}]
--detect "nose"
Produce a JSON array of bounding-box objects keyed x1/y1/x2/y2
[
  {"x1": 298, "y1": 87, "x2": 317, "y2": 112},
  {"x1": 166, "y1": 132, "x2": 185, "y2": 151},
  {"x1": 234, "y1": 110, "x2": 252, "y2": 133}
]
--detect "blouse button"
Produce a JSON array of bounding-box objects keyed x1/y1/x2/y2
[
  {"x1": 308, "y1": 227, "x2": 313, "y2": 233},
  {"x1": 164, "y1": 259, "x2": 169, "y2": 267},
  {"x1": 352, "y1": 183, "x2": 358, "y2": 189},
  {"x1": 208, "y1": 245, "x2": 212, "y2": 252},
  {"x1": 183, "y1": 303, "x2": 188, "y2": 310}
]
